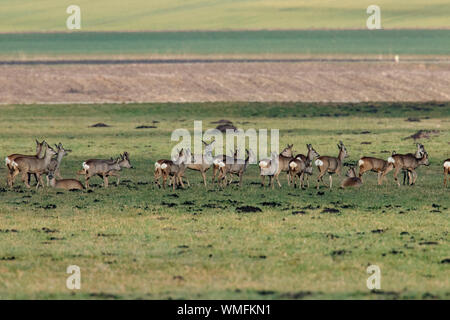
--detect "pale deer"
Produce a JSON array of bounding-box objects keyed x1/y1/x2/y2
[
  {"x1": 358, "y1": 157, "x2": 393, "y2": 185},
  {"x1": 184, "y1": 140, "x2": 215, "y2": 187},
  {"x1": 340, "y1": 167, "x2": 363, "y2": 188},
  {"x1": 443, "y1": 159, "x2": 450, "y2": 187},
  {"x1": 315, "y1": 141, "x2": 348, "y2": 189},
  {"x1": 48, "y1": 170, "x2": 84, "y2": 190},
  {"x1": 259, "y1": 144, "x2": 294, "y2": 188},
  {"x1": 382, "y1": 151, "x2": 430, "y2": 186},
  {"x1": 217, "y1": 149, "x2": 255, "y2": 187},
  {"x1": 9, "y1": 144, "x2": 57, "y2": 189},
  {"x1": 5, "y1": 139, "x2": 45, "y2": 186},
  {"x1": 81, "y1": 157, "x2": 121, "y2": 189},
  {"x1": 290, "y1": 144, "x2": 320, "y2": 188}
]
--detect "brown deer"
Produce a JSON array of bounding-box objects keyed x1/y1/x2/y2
[
  {"x1": 289, "y1": 144, "x2": 320, "y2": 188},
  {"x1": 158, "y1": 149, "x2": 190, "y2": 191},
  {"x1": 81, "y1": 157, "x2": 121, "y2": 189},
  {"x1": 47, "y1": 170, "x2": 84, "y2": 190},
  {"x1": 259, "y1": 144, "x2": 294, "y2": 188},
  {"x1": 212, "y1": 149, "x2": 238, "y2": 185},
  {"x1": 340, "y1": 167, "x2": 363, "y2": 188},
  {"x1": 77, "y1": 152, "x2": 132, "y2": 186},
  {"x1": 9, "y1": 144, "x2": 57, "y2": 189},
  {"x1": 186, "y1": 140, "x2": 215, "y2": 187},
  {"x1": 401, "y1": 143, "x2": 426, "y2": 185},
  {"x1": 5, "y1": 139, "x2": 45, "y2": 186},
  {"x1": 358, "y1": 157, "x2": 393, "y2": 185},
  {"x1": 217, "y1": 149, "x2": 255, "y2": 187},
  {"x1": 315, "y1": 141, "x2": 348, "y2": 189},
  {"x1": 44, "y1": 143, "x2": 71, "y2": 186},
  {"x1": 444, "y1": 159, "x2": 450, "y2": 187},
  {"x1": 382, "y1": 151, "x2": 430, "y2": 186}
]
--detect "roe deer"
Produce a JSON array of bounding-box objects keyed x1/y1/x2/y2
[
  {"x1": 382, "y1": 151, "x2": 430, "y2": 186},
  {"x1": 186, "y1": 140, "x2": 215, "y2": 187},
  {"x1": 259, "y1": 144, "x2": 294, "y2": 188},
  {"x1": 401, "y1": 143, "x2": 427, "y2": 185},
  {"x1": 45, "y1": 143, "x2": 71, "y2": 186},
  {"x1": 5, "y1": 139, "x2": 45, "y2": 186},
  {"x1": 358, "y1": 157, "x2": 393, "y2": 185},
  {"x1": 158, "y1": 149, "x2": 190, "y2": 191},
  {"x1": 48, "y1": 170, "x2": 84, "y2": 190},
  {"x1": 212, "y1": 149, "x2": 238, "y2": 185},
  {"x1": 217, "y1": 149, "x2": 255, "y2": 187},
  {"x1": 315, "y1": 141, "x2": 348, "y2": 189},
  {"x1": 340, "y1": 167, "x2": 363, "y2": 188},
  {"x1": 290, "y1": 144, "x2": 320, "y2": 188},
  {"x1": 444, "y1": 159, "x2": 450, "y2": 187},
  {"x1": 81, "y1": 157, "x2": 121, "y2": 189},
  {"x1": 9, "y1": 144, "x2": 57, "y2": 189},
  {"x1": 77, "y1": 152, "x2": 132, "y2": 186}
]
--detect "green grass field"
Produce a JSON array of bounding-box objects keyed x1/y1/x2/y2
[
  {"x1": 1, "y1": 0, "x2": 450, "y2": 32},
  {"x1": 0, "y1": 102, "x2": 449, "y2": 299},
  {"x1": 2, "y1": 30, "x2": 450, "y2": 57}
]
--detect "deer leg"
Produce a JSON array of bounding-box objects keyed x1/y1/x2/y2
[
  {"x1": 36, "y1": 173, "x2": 45, "y2": 190},
  {"x1": 269, "y1": 176, "x2": 274, "y2": 189},
  {"x1": 162, "y1": 174, "x2": 167, "y2": 189},
  {"x1": 238, "y1": 172, "x2": 244, "y2": 187},
  {"x1": 393, "y1": 167, "x2": 401, "y2": 187},
  {"x1": 260, "y1": 175, "x2": 265, "y2": 187},
  {"x1": 444, "y1": 168, "x2": 448, "y2": 187},
  {"x1": 178, "y1": 175, "x2": 185, "y2": 189},
  {"x1": 103, "y1": 175, "x2": 109, "y2": 188},
  {"x1": 300, "y1": 172, "x2": 305, "y2": 189},
  {"x1": 287, "y1": 172, "x2": 290, "y2": 186},
  {"x1": 10, "y1": 168, "x2": 20, "y2": 187},
  {"x1": 329, "y1": 175, "x2": 333, "y2": 189},
  {"x1": 201, "y1": 171, "x2": 207, "y2": 187},
  {"x1": 274, "y1": 173, "x2": 282, "y2": 188},
  {"x1": 211, "y1": 165, "x2": 218, "y2": 185},
  {"x1": 21, "y1": 171, "x2": 31, "y2": 188},
  {"x1": 316, "y1": 169, "x2": 326, "y2": 189}
]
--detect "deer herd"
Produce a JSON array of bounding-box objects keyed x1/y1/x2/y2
[{"x1": 3, "y1": 139, "x2": 448, "y2": 192}]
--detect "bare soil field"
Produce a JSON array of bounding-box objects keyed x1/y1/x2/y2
[{"x1": 1, "y1": 61, "x2": 450, "y2": 103}]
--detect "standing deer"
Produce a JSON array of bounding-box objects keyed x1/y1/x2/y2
[
  {"x1": 315, "y1": 141, "x2": 348, "y2": 190},
  {"x1": 340, "y1": 167, "x2": 363, "y2": 188},
  {"x1": 81, "y1": 157, "x2": 122, "y2": 189},
  {"x1": 289, "y1": 144, "x2": 320, "y2": 188},
  {"x1": 47, "y1": 170, "x2": 84, "y2": 190},
  {"x1": 9, "y1": 144, "x2": 57, "y2": 189},
  {"x1": 217, "y1": 149, "x2": 255, "y2": 187},
  {"x1": 186, "y1": 140, "x2": 215, "y2": 187},
  {"x1": 401, "y1": 143, "x2": 426, "y2": 185},
  {"x1": 5, "y1": 139, "x2": 45, "y2": 186},
  {"x1": 44, "y1": 143, "x2": 71, "y2": 186},
  {"x1": 158, "y1": 149, "x2": 190, "y2": 191},
  {"x1": 77, "y1": 152, "x2": 132, "y2": 186},
  {"x1": 357, "y1": 157, "x2": 393, "y2": 185},
  {"x1": 259, "y1": 144, "x2": 294, "y2": 188},
  {"x1": 444, "y1": 159, "x2": 450, "y2": 187},
  {"x1": 212, "y1": 149, "x2": 238, "y2": 185},
  {"x1": 383, "y1": 151, "x2": 430, "y2": 186}
]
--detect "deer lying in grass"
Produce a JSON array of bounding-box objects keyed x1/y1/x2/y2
[
  {"x1": 259, "y1": 144, "x2": 294, "y2": 188},
  {"x1": 81, "y1": 157, "x2": 121, "y2": 189},
  {"x1": 444, "y1": 159, "x2": 450, "y2": 187},
  {"x1": 186, "y1": 140, "x2": 215, "y2": 187},
  {"x1": 315, "y1": 141, "x2": 348, "y2": 190},
  {"x1": 358, "y1": 157, "x2": 393, "y2": 185},
  {"x1": 156, "y1": 149, "x2": 190, "y2": 190},
  {"x1": 383, "y1": 151, "x2": 430, "y2": 186},
  {"x1": 340, "y1": 167, "x2": 363, "y2": 189},
  {"x1": 217, "y1": 149, "x2": 255, "y2": 187},
  {"x1": 9, "y1": 144, "x2": 57, "y2": 189},
  {"x1": 5, "y1": 139, "x2": 45, "y2": 186},
  {"x1": 289, "y1": 144, "x2": 320, "y2": 188},
  {"x1": 48, "y1": 170, "x2": 84, "y2": 191}
]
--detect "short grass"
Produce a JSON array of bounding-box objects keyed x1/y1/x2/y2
[
  {"x1": 1, "y1": 0, "x2": 450, "y2": 32},
  {"x1": 2, "y1": 30, "x2": 450, "y2": 57},
  {"x1": 0, "y1": 102, "x2": 449, "y2": 299}
]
